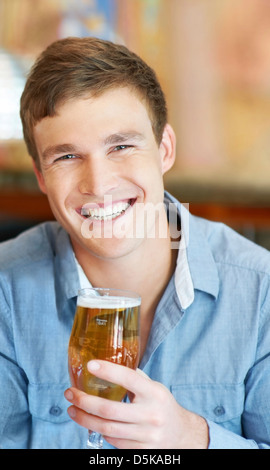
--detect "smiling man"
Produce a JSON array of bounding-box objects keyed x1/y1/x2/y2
[{"x1": 0, "y1": 37, "x2": 270, "y2": 449}]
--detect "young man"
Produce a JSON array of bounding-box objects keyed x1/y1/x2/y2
[{"x1": 0, "y1": 37, "x2": 270, "y2": 449}]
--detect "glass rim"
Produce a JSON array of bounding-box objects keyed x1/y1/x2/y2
[{"x1": 78, "y1": 287, "x2": 141, "y2": 301}]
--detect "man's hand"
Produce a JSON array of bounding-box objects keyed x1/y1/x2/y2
[{"x1": 64, "y1": 360, "x2": 209, "y2": 449}]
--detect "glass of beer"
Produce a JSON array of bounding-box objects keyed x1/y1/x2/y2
[{"x1": 68, "y1": 287, "x2": 141, "y2": 449}]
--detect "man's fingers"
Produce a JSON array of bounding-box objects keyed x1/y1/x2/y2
[
  {"x1": 87, "y1": 360, "x2": 152, "y2": 397},
  {"x1": 66, "y1": 403, "x2": 144, "y2": 442},
  {"x1": 64, "y1": 386, "x2": 143, "y2": 423}
]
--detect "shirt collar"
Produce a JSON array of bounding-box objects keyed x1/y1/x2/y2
[
  {"x1": 54, "y1": 226, "x2": 81, "y2": 299},
  {"x1": 165, "y1": 191, "x2": 220, "y2": 309},
  {"x1": 74, "y1": 253, "x2": 92, "y2": 289}
]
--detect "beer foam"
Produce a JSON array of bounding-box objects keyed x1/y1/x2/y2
[{"x1": 78, "y1": 295, "x2": 141, "y2": 309}]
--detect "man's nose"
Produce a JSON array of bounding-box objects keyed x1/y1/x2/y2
[{"x1": 78, "y1": 157, "x2": 118, "y2": 197}]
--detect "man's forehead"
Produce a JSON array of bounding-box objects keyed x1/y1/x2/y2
[
  {"x1": 57, "y1": 85, "x2": 146, "y2": 111},
  {"x1": 34, "y1": 86, "x2": 149, "y2": 126}
]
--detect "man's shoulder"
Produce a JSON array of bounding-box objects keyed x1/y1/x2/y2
[
  {"x1": 0, "y1": 221, "x2": 62, "y2": 271},
  {"x1": 191, "y1": 213, "x2": 270, "y2": 275}
]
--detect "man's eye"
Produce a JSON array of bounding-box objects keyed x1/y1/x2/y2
[
  {"x1": 113, "y1": 145, "x2": 132, "y2": 152},
  {"x1": 55, "y1": 154, "x2": 77, "y2": 161}
]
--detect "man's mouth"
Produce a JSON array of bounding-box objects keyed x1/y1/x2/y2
[{"x1": 80, "y1": 198, "x2": 135, "y2": 221}]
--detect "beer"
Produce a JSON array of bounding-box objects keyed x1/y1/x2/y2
[{"x1": 68, "y1": 294, "x2": 140, "y2": 402}]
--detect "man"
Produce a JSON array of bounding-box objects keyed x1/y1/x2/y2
[{"x1": 0, "y1": 37, "x2": 270, "y2": 449}]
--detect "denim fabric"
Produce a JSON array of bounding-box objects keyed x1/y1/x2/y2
[{"x1": 0, "y1": 192, "x2": 270, "y2": 449}]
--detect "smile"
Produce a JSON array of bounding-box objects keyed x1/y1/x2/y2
[{"x1": 80, "y1": 199, "x2": 135, "y2": 221}]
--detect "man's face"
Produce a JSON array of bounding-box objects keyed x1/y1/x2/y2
[{"x1": 33, "y1": 87, "x2": 175, "y2": 260}]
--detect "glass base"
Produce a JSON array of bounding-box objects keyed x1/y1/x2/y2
[{"x1": 87, "y1": 430, "x2": 103, "y2": 449}]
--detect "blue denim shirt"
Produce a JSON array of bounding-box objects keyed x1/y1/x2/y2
[{"x1": 0, "y1": 192, "x2": 270, "y2": 449}]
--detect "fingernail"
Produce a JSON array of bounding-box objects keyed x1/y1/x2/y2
[
  {"x1": 64, "y1": 389, "x2": 73, "y2": 401},
  {"x1": 87, "y1": 360, "x2": 101, "y2": 371},
  {"x1": 68, "y1": 406, "x2": 76, "y2": 418}
]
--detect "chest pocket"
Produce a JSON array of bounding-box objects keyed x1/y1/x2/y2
[
  {"x1": 171, "y1": 383, "x2": 245, "y2": 424},
  {"x1": 28, "y1": 383, "x2": 70, "y2": 424}
]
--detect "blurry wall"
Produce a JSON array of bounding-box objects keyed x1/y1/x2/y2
[{"x1": 1, "y1": 0, "x2": 270, "y2": 184}]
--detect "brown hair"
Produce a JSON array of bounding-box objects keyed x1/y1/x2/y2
[{"x1": 20, "y1": 36, "x2": 168, "y2": 168}]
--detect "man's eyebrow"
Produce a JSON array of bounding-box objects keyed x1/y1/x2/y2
[
  {"x1": 42, "y1": 143, "x2": 78, "y2": 160},
  {"x1": 103, "y1": 132, "x2": 145, "y2": 146}
]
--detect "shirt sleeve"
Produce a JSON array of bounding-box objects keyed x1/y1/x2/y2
[
  {"x1": 0, "y1": 284, "x2": 31, "y2": 449},
  {"x1": 207, "y1": 420, "x2": 268, "y2": 449},
  {"x1": 208, "y1": 278, "x2": 270, "y2": 450},
  {"x1": 241, "y1": 282, "x2": 270, "y2": 448}
]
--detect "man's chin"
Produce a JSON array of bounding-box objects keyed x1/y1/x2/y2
[{"x1": 72, "y1": 231, "x2": 143, "y2": 262}]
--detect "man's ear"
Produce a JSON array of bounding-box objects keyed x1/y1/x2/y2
[
  {"x1": 32, "y1": 160, "x2": 47, "y2": 194},
  {"x1": 159, "y1": 123, "x2": 176, "y2": 175}
]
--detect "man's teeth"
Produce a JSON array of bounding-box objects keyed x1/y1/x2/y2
[{"x1": 83, "y1": 201, "x2": 131, "y2": 220}]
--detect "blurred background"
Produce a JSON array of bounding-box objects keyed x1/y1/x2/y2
[{"x1": 0, "y1": 0, "x2": 270, "y2": 248}]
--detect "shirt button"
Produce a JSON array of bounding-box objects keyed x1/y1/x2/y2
[
  {"x1": 214, "y1": 405, "x2": 225, "y2": 417},
  {"x1": 49, "y1": 405, "x2": 62, "y2": 417}
]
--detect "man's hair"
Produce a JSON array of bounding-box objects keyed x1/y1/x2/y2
[{"x1": 20, "y1": 36, "x2": 168, "y2": 168}]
